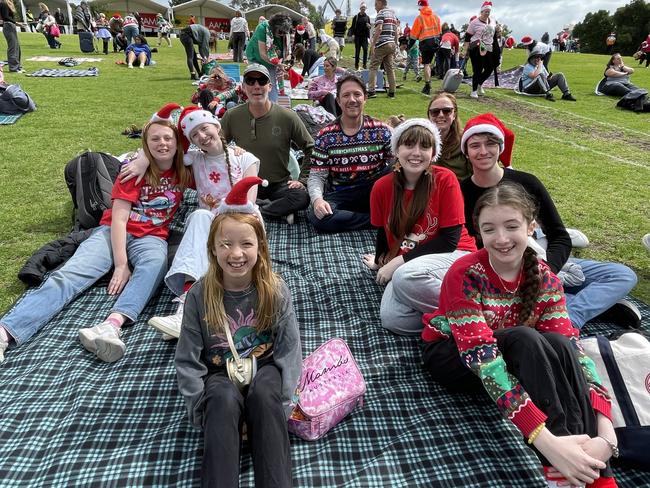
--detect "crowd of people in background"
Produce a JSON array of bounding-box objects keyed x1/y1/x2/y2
[{"x1": 1, "y1": 3, "x2": 649, "y2": 488}]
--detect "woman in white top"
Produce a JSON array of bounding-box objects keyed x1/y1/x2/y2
[{"x1": 229, "y1": 11, "x2": 249, "y2": 63}]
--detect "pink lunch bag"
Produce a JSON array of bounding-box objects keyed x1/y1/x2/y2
[{"x1": 288, "y1": 338, "x2": 366, "y2": 441}]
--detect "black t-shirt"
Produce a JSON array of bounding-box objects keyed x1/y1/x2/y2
[
  {"x1": 301, "y1": 48, "x2": 321, "y2": 77},
  {"x1": 460, "y1": 168, "x2": 572, "y2": 273},
  {"x1": 0, "y1": 2, "x2": 17, "y2": 23}
]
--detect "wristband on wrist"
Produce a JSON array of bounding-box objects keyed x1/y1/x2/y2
[{"x1": 527, "y1": 422, "x2": 545, "y2": 445}]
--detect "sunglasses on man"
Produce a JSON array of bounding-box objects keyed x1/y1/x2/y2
[{"x1": 244, "y1": 76, "x2": 270, "y2": 86}]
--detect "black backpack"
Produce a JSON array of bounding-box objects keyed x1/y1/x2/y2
[{"x1": 64, "y1": 152, "x2": 120, "y2": 231}]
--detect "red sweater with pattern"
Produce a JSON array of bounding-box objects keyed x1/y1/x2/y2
[{"x1": 422, "y1": 248, "x2": 611, "y2": 436}]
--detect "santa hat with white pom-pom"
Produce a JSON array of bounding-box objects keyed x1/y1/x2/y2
[
  {"x1": 215, "y1": 176, "x2": 268, "y2": 216},
  {"x1": 150, "y1": 103, "x2": 182, "y2": 124}
]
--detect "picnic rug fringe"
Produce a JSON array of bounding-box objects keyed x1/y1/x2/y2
[{"x1": 1, "y1": 190, "x2": 649, "y2": 487}]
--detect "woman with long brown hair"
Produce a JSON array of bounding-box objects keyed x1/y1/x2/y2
[
  {"x1": 0, "y1": 0, "x2": 24, "y2": 72},
  {"x1": 362, "y1": 118, "x2": 476, "y2": 335},
  {"x1": 427, "y1": 92, "x2": 471, "y2": 180}
]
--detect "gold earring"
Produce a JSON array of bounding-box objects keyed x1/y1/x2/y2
[
  {"x1": 393, "y1": 162, "x2": 402, "y2": 173},
  {"x1": 424, "y1": 165, "x2": 433, "y2": 176}
]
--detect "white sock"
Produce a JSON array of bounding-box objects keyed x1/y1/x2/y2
[{"x1": 0, "y1": 326, "x2": 10, "y2": 343}]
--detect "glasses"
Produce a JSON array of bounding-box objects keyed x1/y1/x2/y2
[
  {"x1": 428, "y1": 107, "x2": 454, "y2": 117},
  {"x1": 244, "y1": 76, "x2": 270, "y2": 86}
]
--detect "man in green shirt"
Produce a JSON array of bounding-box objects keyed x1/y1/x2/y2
[{"x1": 221, "y1": 64, "x2": 314, "y2": 224}]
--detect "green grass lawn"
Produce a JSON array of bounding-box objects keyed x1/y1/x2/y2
[{"x1": 1, "y1": 32, "x2": 649, "y2": 313}]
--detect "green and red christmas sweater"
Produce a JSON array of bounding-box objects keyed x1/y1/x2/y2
[{"x1": 422, "y1": 248, "x2": 611, "y2": 437}]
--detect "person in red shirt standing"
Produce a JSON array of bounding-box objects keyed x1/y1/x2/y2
[
  {"x1": 421, "y1": 182, "x2": 618, "y2": 488},
  {"x1": 363, "y1": 118, "x2": 476, "y2": 335},
  {"x1": 0, "y1": 104, "x2": 192, "y2": 365}
]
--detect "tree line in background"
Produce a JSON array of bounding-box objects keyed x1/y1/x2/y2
[{"x1": 572, "y1": 0, "x2": 650, "y2": 55}]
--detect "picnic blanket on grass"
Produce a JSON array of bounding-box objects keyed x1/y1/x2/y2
[
  {"x1": 27, "y1": 56, "x2": 104, "y2": 63},
  {"x1": 0, "y1": 113, "x2": 23, "y2": 124},
  {"x1": 1, "y1": 190, "x2": 649, "y2": 487},
  {"x1": 463, "y1": 65, "x2": 524, "y2": 90},
  {"x1": 27, "y1": 67, "x2": 99, "y2": 77}
]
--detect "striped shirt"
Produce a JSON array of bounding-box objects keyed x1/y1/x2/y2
[{"x1": 374, "y1": 8, "x2": 397, "y2": 48}]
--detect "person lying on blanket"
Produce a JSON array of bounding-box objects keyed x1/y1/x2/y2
[
  {"x1": 174, "y1": 177, "x2": 301, "y2": 488},
  {"x1": 362, "y1": 118, "x2": 477, "y2": 336},
  {"x1": 422, "y1": 181, "x2": 620, "y2": 488},
  {"x1": 0, "y1": 103, "x2": 192, "y2": 364},
  {"x1": 120, "y1": 106, "x2": 260, "y2": 341}
]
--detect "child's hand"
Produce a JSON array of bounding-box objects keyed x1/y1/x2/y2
[
  {"x1": 362, "y1": 253, "x2": 379, "y2": 270},
  {"x1": 120, "y1": 149, "x2": 149, "y2": 184},
  {"x1": 108, "y1": 265, "x2": 132, "y2": 295},
  {"x1": 375, "y1": 255, "x2": 404, "y2": 286}
]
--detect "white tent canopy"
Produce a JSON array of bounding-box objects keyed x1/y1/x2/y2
[
  {"x1": 87, "y1": 0, "x2": 168, "y2": 15},
  {"x1": 245, "y1": 4, "x2": 303, "y2": 23},
  {"x1": 22, "y1": 0, "x2": 73, "y2": 32},
  {"x1": 172, "y1": 0, "x2": 236, "y2": 22}
]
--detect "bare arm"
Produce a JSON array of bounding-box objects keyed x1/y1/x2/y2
[{"x1": 108, "y1": 199, "x2": 132, "y2": 295}]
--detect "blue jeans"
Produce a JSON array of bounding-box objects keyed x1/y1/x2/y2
[
  {"x1": 564, "y1": 257, "x2": 637, "y2": 328},
  {"x1": 123, "y1": 25, "x2": 139, "y2": 45},
  {"x1": 308, "y1": 183, "x2": 374, "y2": 232},
  {"x1": 268, "y1": 65, "x2": 279, "y2": 103},
  {"x1": 1, "y1": 226, "x2": 167, "y2": 345}
]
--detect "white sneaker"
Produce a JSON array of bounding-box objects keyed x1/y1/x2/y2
[
  {"x1": 478, "y1": 85, "x2": 485, "y2": 95},
  {"x1": 470, "y1": 90, "x2": 479, "y2": 99},
  {"x1": 642, "y1": 233, "x2": 650, "y2": 253},
  {"x1": 0, "y1": 339, "x2": 7, "y2": 364},
  {"x1": 79, "y1": 323, "x2": 126, "y2": 363},
  {"x1": 148, "y1": 294, "x2": 185, "y2": 339},
  {"x1": 567, "y1": 228, "x2": 589, "y2": 248}
]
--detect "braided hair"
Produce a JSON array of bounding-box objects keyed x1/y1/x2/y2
[
  {"x1": 219, "y1": 136, "x2": 234, "y2": 187},
  {"x1": 473, "y1": 182, "x2": 541, "y2": 326}
]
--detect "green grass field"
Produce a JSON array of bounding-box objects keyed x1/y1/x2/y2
[{"x1": 1, "y1": 32, "x2": 649, "y2": 313}]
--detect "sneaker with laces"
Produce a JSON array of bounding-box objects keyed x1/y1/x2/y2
[
  {"x1": 148, "y1": 294, "x2": 185, "y2": 339},
  {"x1": 545, "y1": 92, "x2": 556, "y2": 101},
  {"x1": 595, "y1": 299, "x2": 642, "y2": 329},
  {"x1": 470, "y1": 91, "x2": 479, "y2": 99},
  {"x1": 79, "y1": 323, "x2": 126, "y2": 363},
  {"x1": 367, "y1": 91, "x2": 377, "y2": 98},
  {"x1": 561, "y1": 92, "x2": 577, "y2": 101}
]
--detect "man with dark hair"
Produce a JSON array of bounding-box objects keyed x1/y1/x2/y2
[
  {"x1": 308, "y1": 75, "x2": 393, "y2": 232},
  {"x1": 332, "y1": 8, "x2": 348, "y2": 54}
]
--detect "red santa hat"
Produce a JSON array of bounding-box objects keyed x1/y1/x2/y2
[
  {"x1": 150, "y1": 103, "x2": 181, "y2": 124},
  {"x1": 460, "y1": 113, "x2": 514, "y2": 167},
  {"x1": 505, "y1": 36, "x2": 515, "y2": 49},
  {"x1": 480, "y1": 1, "x2": 492, "y2": 12},
  {"x1": 177, "y1": 105, "x2": 220, "y2": 153},
  {"x1": 390, "y1": 118, "x2": 441, "y2": 162},
  {"x1": 418, "y1": 0, "x2": 428, "y2": 7},
  {"x1": 296, "y1": 24, "x2": 305, "y2": 34},
  {"x1": 215, "y1": 176, "x2": 268, "y2": 215},
  {"x1": 520, "y1": 35, "x2": 534, "y2": 46}
]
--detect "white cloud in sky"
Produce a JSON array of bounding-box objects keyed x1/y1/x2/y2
[{"x1": 362, "y1": 0, "x2": 628, "y2": 39}]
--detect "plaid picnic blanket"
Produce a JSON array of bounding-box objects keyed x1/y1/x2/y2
[
  {"x1": 27, "y1": 67, "x2": 99, "y2": 77},
  {"x1": 27, "y1": 56, "x2": 104, "y2": 63},
  {"x1": 0, "y1": 113, "x2": 23, "y2": 124},
  {"x1": 1, "y1": 191, "x2": 649, "y2": 487}
]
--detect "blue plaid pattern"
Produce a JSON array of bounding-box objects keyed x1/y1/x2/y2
[
  {"x1": 1, "y1": 191, "x2": 649, "y2": 487},
  {"x1": 27, "y1": 67, "x2": 99, "y2": 77}
]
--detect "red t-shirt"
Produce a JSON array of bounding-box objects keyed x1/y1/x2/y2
[
  {"x1": 99, "y1": 168, "x2": 183, "y2": 240},
  {"x1": 370, "y1": 166, "x2": 476, "y2": 255}
]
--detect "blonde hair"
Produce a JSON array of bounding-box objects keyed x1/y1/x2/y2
[
  {"x1": 38, "y1": 2, "x2": 48, "y2": 12},
  {"x1": 203, "y1": 214, "x2": 281, "y2": 335},
  {"x1": 141, "y1": 120, "x2": 192, "y2": 189},
  {"x1": 4, "y1": 0, "x2": 16, "y2": 13}
]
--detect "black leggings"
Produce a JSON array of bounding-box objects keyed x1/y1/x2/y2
[
  {"x1": 469, "y1": 47, "x2": 494, "y2": 91},
  {"x1": 422, "y1": 326, "x2": 613, "y2": 475},
  {"x1": 180, "y1": 30, "x2": 201, "y2": 76}
]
